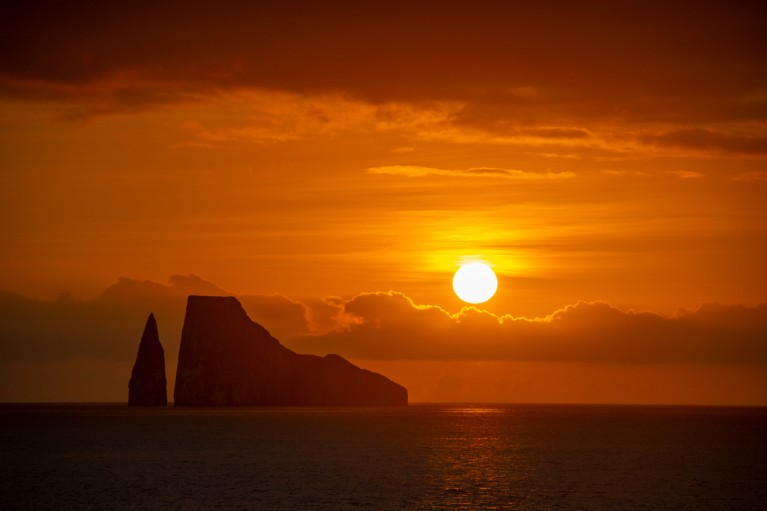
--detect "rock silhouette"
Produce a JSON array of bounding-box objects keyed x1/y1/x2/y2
[
  {"x1": 128, "y1": 313, "x2": 168, "y2": 406},
  {"x1": 174, "y1": 295, "x2": 408, "y2": 406}
]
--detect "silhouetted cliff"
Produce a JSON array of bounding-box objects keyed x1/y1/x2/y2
[
  {"x1": 128, "y1": 313, "x2": 167, "y2": 406},
  {"x1": 174, "y1": 295, "x2": 407, "y2": 406}
]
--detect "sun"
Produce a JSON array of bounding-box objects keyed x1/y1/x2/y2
[{"x1": 452, "y1": 262, "x2": 498, "y2": 304}]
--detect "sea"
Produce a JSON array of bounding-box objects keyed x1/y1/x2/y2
[{"x1": 1, "y1": 404, "x2": 766, "y2": 510}]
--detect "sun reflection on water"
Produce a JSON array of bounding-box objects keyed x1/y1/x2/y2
[{"x1": 418, "y1": 405, "x2": 532, "y2": 509}]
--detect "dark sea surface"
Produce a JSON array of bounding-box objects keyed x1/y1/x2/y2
[{"x1": 1, "y1": 404, "x2": 766, "y2": 510}]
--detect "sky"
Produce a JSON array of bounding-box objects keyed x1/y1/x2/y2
[{"x1": 2, "y1": 1, "x2": 767, "y2": 404}]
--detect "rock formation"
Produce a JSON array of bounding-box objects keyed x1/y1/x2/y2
[
  {"x1": 174, "y1": 295, "x2": 408, "y2": 406},
  {"x1": 128, "y1": 313, "x2": 168, "y2": 406}
]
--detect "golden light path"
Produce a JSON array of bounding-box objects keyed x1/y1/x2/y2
[{"x1": 452, "y1": 262, "x2": 498, "y2": 304}]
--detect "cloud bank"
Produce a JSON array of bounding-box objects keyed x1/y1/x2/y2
[
  {"x1": 2, "y1": 1, "x2": 765, "y2": 128},
  {"x1": 2, "y1": 276, "x2": 766, "y2": 403},
  {"x1": 289, "y1": 292, "x2": 767, "y2": 365},
  {"x1": 2, "y1": 1, "x2": 765, "y2": 164},
  {"x1": 2, "y1": 278, "x2": 765, "y2": 367},
  {"x1": 0, "y1": 275, "x2": 312, "y2": 363}
]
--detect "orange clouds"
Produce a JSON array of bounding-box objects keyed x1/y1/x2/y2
[
  {"x1": 0, "y1": 275, "x2": 311, "y2": 363},
  {"x1": 3, "y1": 277, "x2": 765, "y2": 368},
  {"x1": 639, "y1": 129, "x2": 767, "y2": 156},
  {"x1": 292, "y1": 292, "x2": 767, "y2": 364},
  {"x1": 2, "y1": 2, "x2": 766, "y2": 129},
  {"x1": 366, "y1": 166, "x2": 575, "y2": 180},
  {"x1": 2, "y1": 276, "x2": 766, "y2": 403},
  {"x1": 3, "y1": 1, "x2": 766, "y2": 177}
]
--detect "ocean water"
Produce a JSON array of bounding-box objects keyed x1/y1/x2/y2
[{"x1": 1, "y1": 404, "x2": 766, "y2": 510}]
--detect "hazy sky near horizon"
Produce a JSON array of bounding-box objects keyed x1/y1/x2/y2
[{"x1": 2, "y1": 1, "x2": 767, "y2": 403}]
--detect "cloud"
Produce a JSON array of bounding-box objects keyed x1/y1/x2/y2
[
  {"x1": 2, "y1": 278, "x2": 766, "y2": 402},
  {"x1": 3, "y1": 2, "x2": 766, "y2": 165},
  {"x1": 4, "y1": 276, "x2": 765, "y2": 366},
  {"x1": 526, "y1": 127, "x2": 592, "y2": 139},
  {"x1": 444, "y1": 110, "x2": 596, "y2": 141},
  {"x1": 288, "y1": 292, "x2": 767, "y2": 364},
  {"x1": 6, "y1": 278, "x2": 765, "y2": 368},
  {"x1": 640, "y1": 129, "x2": 767, "y2": 156},
  {"x1": 669, "y1": 170, "x2": 704, "y2": 179},
  {"x1": 0, "y1": 275, "x2": 313, "y2": 363},
  {"x1": 366, "y1": 166, "x2": 575, "y2": 180},
  {"x1": 169, "y1": 91, "x2": 456, "y2": 146},
  {"x1": 1, "y1": 1, "x2": 766, "y2": 129},
  {"x1": 733, "y1": 171, "x2": 767, "y2": 182},
  {"x1": 238, "y1": 294, "x2": 315, "y2": 339},
  {"x1": 602, "y1": 169, "x2": 649, "y2": 177},
  {"x1": 412, "y1": 124, "x2": 603, "y2": 148}
]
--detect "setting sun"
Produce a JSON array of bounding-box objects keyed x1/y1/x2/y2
[{"x1": 452, "y1": 263, "x2": 498, "y2": 304}]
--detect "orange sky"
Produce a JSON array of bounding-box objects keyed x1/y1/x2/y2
[{"x1": 1, "y1": 1, "x2": 766, "y2": 404}]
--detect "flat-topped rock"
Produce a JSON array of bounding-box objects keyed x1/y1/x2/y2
[{"x1": 174, "y1": 295, "x2": 407, "y2": 406}]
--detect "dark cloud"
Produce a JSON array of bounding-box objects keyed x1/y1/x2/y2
[
  {"x1": 2, "y1": 278, "x2": 766, "y2": 403},
  {"x1": 288, "y1": 292, "x2": 767, "y2": 364},
  {"x1": 7, "y1": 277, "x2": 766, "y2": 367},
  {"x1": 640, "y1": 129, "x2": 767, "y2": 155},
  {"x1": 0, "y1": 275, "x2": 312, "y2": 362},
  {"x1": 238, "y1": 294, "x2": 314, "y2": 340},
  {"x1": 1, "y1": 0, "x2": 766, "y2": 126}
]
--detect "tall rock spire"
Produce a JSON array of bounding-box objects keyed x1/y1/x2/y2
[{"x1": 128, "y1": 313, "x2": 167, "y2": 406}]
